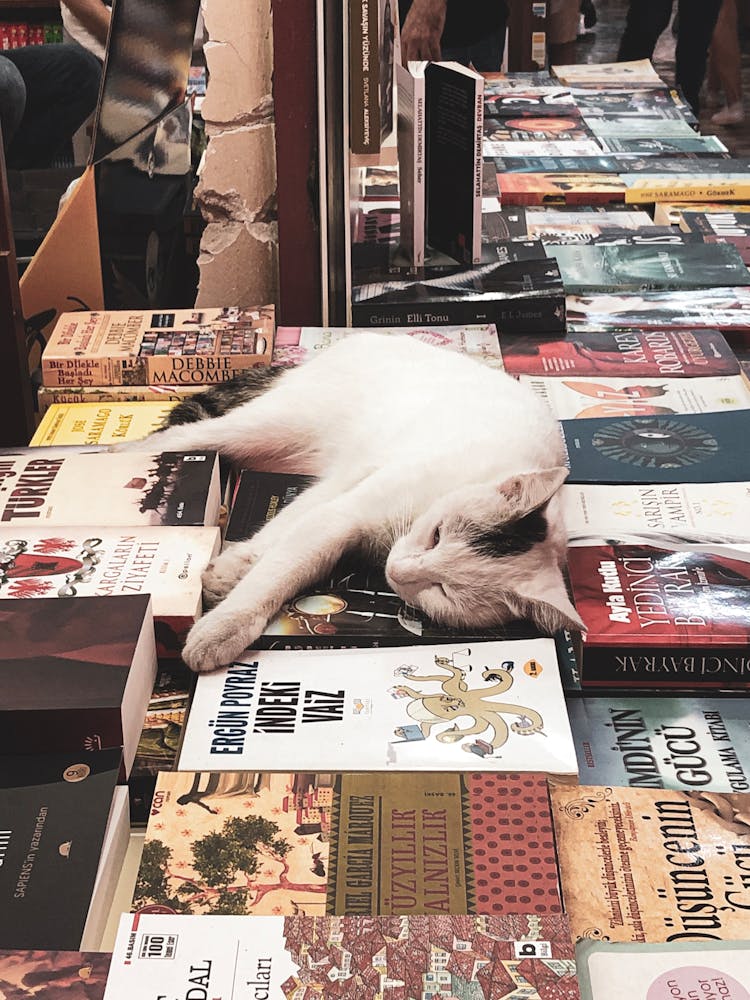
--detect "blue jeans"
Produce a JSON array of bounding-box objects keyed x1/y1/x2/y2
[{"x1": 0, "y1": 44, "x2": 101, "y2": 168}]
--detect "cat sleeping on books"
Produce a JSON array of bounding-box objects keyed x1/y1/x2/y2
[{"x1": 127, "y1": 333, "x2": 583, "y2": 672}]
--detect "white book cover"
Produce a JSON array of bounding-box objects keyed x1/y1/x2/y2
[
  {"x1": 483, "y1": 138, "x2": 604, "y2": 157},
  {"x1": 525, "y1": 209, "x2": 655, "y2": 234},
  {"x1": 577, "y1": 940, "x2": 750, "y2": 1000},
  {"x1": 562, "y1": 481, "x2": 750, "y2": 545},
  {"x1": 395, "y1": 60, "x2": 427, "y2": 268},
  {"x1": 178, "y1": 639, "x2": 578, "y2": 775},
  {"x1": 0, "y1": 525, "x2": 220, "y2": 621},
  {"x1": 552, "y1": 59, "x2": 663, "y2": 85},
  {"x1": 522, "y1": 374, "x2": 750, "y2": 420}
]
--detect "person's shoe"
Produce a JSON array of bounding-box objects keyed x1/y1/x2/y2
[{"x1": 711, "y1": 102, "x2": 745, "y2": 126}]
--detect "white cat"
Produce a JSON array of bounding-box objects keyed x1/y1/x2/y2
[{"x1": 132, "y1": 333, "x2": 583, "y2": 672}]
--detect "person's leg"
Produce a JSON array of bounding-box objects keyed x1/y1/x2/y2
[
  {"x1": 675, "y1": 0, "x2": 723, "y2": 116},
  {"x1": 0, "y1": 54, "x2": 26, "y2": 153},
  {"x1": 3, "y1": 44, "x2": 101, "y2": 169},
  {"x1": 450, "y1": 25, "x2": 505, "y2": 71},
  {"x1": 548, "y1": 0, "x2": 580, "y2": 65},
  {"x1": 617, "y1": 0, "x2": 673, "y2": 61},
  {"x1": 709, "y1": 0, "x2": 743, "y2": 122}
]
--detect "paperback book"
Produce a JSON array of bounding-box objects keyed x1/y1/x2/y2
[
  {"x1": 488, "y1": 155, "x2": 620, "y2": 174},
  {"x1": 0, "y1": 748, "x2": 124, "y2": 950},
  {"x1": 501, "y1": 329, "x2": 740, "y2": 377},
  {"x1": 484, "y1": 209, "x2": 654, "y2": 244},
  {"x1": 576, "y1": 940, "x2": 750, "y2": 1000},
  {"x1": 550, "y1": 782, "x2": 750, "y2": 942},
  {"x1": 35, "y1": 383, "x2": 202, "y2": 416},
  {"x1": 598, "y1": 135, "x2": 728, "y2": 156},
  {"x1": 41, "y1": 306, "x2": 275, "y2": 387},
  {"x1": 0, "y1": 949, "x2": 112, "y2": 1000},
  {"x1": 178, "y1": 639, "x2": 577, "y2": 774},
  {"x1": 655, "y1": 201, "x2": 750, "y2": 226},
  {"x1": 0, "y1": 594, "x2": 157, "y2": 772},
  {"x1": 134, "y1": 769, "x2": 563, "y2": 915},
  {"x1": 563, "y1": 481, "x2": 750, "y2": 546},
  {"x1": 561, "y1": 410, "x2": 750, "y2": 484},
  {"x1": 0, "y1": 449, "x2": 221, "y2": 527},
  {"x1": 483, "y1": 139, "x2": 604, "y2": 158},
  {"x1": 484, "y1": 87, "x2": 577, "y2": 117},
  {"x1": 348, "y1": 0, "x2": 396, "y2": 153},
  {"x1": 565, "y1": 289, "x2": 750, "y2": 333},
  {"x1": 551, "y1": 59, "x2": 664, "y2": 86},
  {"x1": 566, "y1": 542, "x2": 750, "y2": 690},
  {"x1": 496, "y1": 172, "x2": 628, "y2": 206},
  {"x1": 483, "y1": 117, "x2": 591, "y2": 142},
  {"x1": 105, "y1": 912, "x2": 579, "y2": 1000},
  {"x1": 522, "y1": 374, "x2": 750, "y2": 419},
  {"x1": 680, "y1": 210, "x2": 750, "y2": 264},
  {"x1": 586, "y1": 117, "x2": 698, "y2": 139},
  {"x1": 395, "y1": 60, "x2": 426, "y2": 267},
  {"x1": 0, "y1": 525, "x2": 220, "y2": 654},
  {"x1": 29, "y1": 400, "x2": 176, "y2": 447},
  {"x1": 568, "y1": 695, "x2": 750, "y2": 792},
  {"x1": 622, "y1": 175, "x2": 750, "y2": 203}
]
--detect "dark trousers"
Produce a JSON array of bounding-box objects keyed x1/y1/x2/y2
[
  {"x1": 618, "y1": 0, "x2": 724, "y2": 114},
  {"x1": 1, "y1": 44, "x2": 101, "y2": 169}
]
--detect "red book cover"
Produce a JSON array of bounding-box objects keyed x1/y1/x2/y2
[
  {"x1": 497, "y1": 172, "x2": 627, "y2": 206},
  {"x1": 567, "y1": 543, "x2": 750, "y2": 689},
  {"x1": 500, "y1": 329, "x2": 740, "y2": 376}
]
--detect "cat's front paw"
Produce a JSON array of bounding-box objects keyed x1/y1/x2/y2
[
  {"x1": 183, "y1": 606, "x2": 266, "y2": 673},
  {"x1": 201, "y1": 543, "x2": 257, "y2": 607}
]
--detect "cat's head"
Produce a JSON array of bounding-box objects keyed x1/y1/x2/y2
[{"x1": 384, "y1": 466, "x2": 584, "y2": 635}]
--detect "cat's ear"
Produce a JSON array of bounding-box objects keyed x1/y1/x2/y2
[
  {"x1": 509, "y1": 564, "x2": 586, "y2": 634},
  {"x1": 496, "y1": 467, "x2": 569, "y2": 517}
]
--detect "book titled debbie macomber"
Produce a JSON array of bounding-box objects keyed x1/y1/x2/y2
[
  {"x1": 568, "y1": 542, "x2": 750, "y2": 689},
  {"x1": 41, "y1": 306, "x2": 274, "y2": 387}
]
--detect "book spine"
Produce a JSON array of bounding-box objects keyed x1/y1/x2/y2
[
  {"x1": 144, "y1": 355, "x2": 271, "y2": 385},
  {"x1": 41, "y1": 356, "x2": 119, "y2": 388},
  {"x1": 414, "y1": 73, "x2": 426, "y2": 268},
  {"x1": 581, "y1": 643, "x2": 750, "y2": 690},
  {"x1": 351, "y1": 292, "x2": 566, "y2": 333},
  {"x1": 0, "y1": 708, "x2": 124, "y2": 757},
  {"x1": 349, "y1": 0, "x2": 380, "y2": 153},
  {"x1": 471, "y1": 77, "x2": 485, "y2": 264}
]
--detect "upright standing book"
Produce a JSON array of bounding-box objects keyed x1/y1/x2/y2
[
  {"x1": 349, "y1": 0, "x2": 397, "y2": 154},
  {"x1": 134, "y1": 770, "x2": 563, "y2": 916},
  {"x1": 178, "y1": 639, "x2": 577, "y2": 774},
  {"x1": 395, "y1": 60, "x2": 427, "y2": 268}
]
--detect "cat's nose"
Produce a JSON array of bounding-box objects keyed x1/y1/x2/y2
[{"x1": 386, "y1": 557, "x2": 422, "y2": 586}]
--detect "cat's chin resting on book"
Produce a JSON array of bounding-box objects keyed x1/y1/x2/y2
[{"x1": 121, "y1": 333, "x2": 585, "y2": 673}]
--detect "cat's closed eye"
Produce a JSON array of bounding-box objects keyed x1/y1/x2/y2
[{"x1": 431, "y1": 525, "x2": 442, "y2": 548}]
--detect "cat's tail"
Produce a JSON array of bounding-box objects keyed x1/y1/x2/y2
[{"x1": 162, "y1": 366, "x2": 287, "y2": 427}]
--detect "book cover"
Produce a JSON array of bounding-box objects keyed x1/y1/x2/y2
[
  {"x1": 571, "y1": 86, "x2": 693, "y2": 116},
  {"x1": 567, "y1": 542, "x2": 750, "y2": 689},
  {"x1": 349, "y1": 0, "x2": 396, "y2": 154},
  {"x1": 179, "y1": 639, "x2": 577, "y2": 775},
  {"x1": 36, "y1": 384, "x2": 203, "y2": 416},
  {"x1": 225, "y1": 469, "x2": 315, "y2": 543},
  {"x1": 681, "y1": 211, "x2": 750, "y2": 264},
  {"x1": 522, "y1": 374, "x2": 750, "y2": 419},
  {"x1": 0, "y1": 948, "x2": 111, "y2": 1000},
  {"x1": 351, "y1": 257, "x2": 566, "y2": 332},
  {"x1": 563, "y1": 481, "x2": 750, "y2": 546},
  {"x1": 484, "y1": 117, "x2": 590, "y2": 142},
  {"x1": 489, "y1": 155, "x2": 621, "y2": 174},
  {"x1": 501, "y1": 330, "x2": 740, "y2": 377},
  {"x1": 484, "y1": 139, "x2": 604, "y2": 158},
  {"x1": 0, "y1": 449, "x2": 221, "y2": 527},
  {"x1": 576, "y1": 940, "x2": 750, "y2": 1000},
  {"x1": 562, "y1": 411, "x2": 750, "y2": 484},
  {"x1": 395, "y1": 60, "x2": 427, "y2": 269},
  {"x1": 129, "y1": 659, "x2": 196, "y2": 826},
  {"x1": 552, "y1": 59, "x2": 664, "y2": 86},
  {"x1": 484, "y1": 87, "x2": 576, "y2": 117},
  {"x1": 566, "y1": 289, "x2": 750, "y2": 333},
  {"x1": 623, "y1": 177, "x2": 750, "y2": 204},
  {"x1": 0, "y1": 748, "x2": 122, "y2": 950},
  {"x1": 496, "y1": 172, "x2": 628, "y2": 206},
  {"x1": 598, "y1": 135, "x2": 728, "y2": 155},
  {"x1": 29, "y1": 401, "x2": 176, "y2": 447},
  {"x1": 0, "y1": 526, "x2": 220, "y2": 655},
  {"x1": 550, "y1": 782, "x2": 750, "y2": 942},
  {"x1": 552, "y1": 244, "x2": 750, "y2": 294},
  {"x1": 655, "y1": 201, "x2": 750, "y2": 226},
  {"x1": 586, "y1": 116, "x2": 697, "y2": 139},
  {"x1": 520, "y1": 209, "x2": 655, "y2": 240},
  {"x1": 105, "y1": 912, "x2": 579, "y2": 1000},
  {"x1": 134, "y1": 770, "x2": 563, "y2": 915},
  {"x1": 41, "y1": 307, "x2": 275, "y2": 388},
  {"x1": 568, "y1": 696, "x2": 750, "y2": 792},
  {"x1": 425, "y1": 62, "x2": 484, "y2": 265},
  {"x1": 0, "y1": 594, "x2": 157, "y2": 771}
]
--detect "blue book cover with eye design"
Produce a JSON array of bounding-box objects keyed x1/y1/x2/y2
[{"x1": 561, "y1": 410, "x2": 750, "y2": 484}]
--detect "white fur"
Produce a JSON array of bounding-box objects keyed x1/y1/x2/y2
[{"x1": 130, "y1": 334, "x2": 583, "y2": 671}]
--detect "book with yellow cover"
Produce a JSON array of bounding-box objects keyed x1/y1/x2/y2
[
  {"x1": 654, "y1": 201, "x2": 750, "y2": 225},
  {"x1": 624, "y1": 178, "x2": 750, "y2": 204},
  {"x1": 30, "y1": 401, "x2": 176, "y2": 446}
]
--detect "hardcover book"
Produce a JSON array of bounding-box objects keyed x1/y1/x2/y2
[
  {"x1": 105, "y1": 912, "x2": 579, "y2": 1000},
  {"x1": 0, "y1": 526, "x2": 220, "y2": 655},
  {"x1": 351, "y1": 257, "x2": 566, "y2": 332},
  {"x1": 563, "y1": 481, "x2": 750, "y2": 546},
  {"x1": 134, "y1": 769, "x2": 563, "y2": 915},
  {"x1": 562, "y1": 410, "x2": 750, "y2": 484},
  {"x1": 566, "y1": 289, "x2": 750, "y2": 333},
  {"x1": 0, "y1": 949, "x2": 111, "y2": 1000},
  {"x1": 179, "y1": 639, "x2": 577, "y2": 774},
  {"x1": 29, "y1": 401, "x2": 176, "y2": 447},
  {"x1": 0, "y1": 449, "x2": 221, "y2": 527},
  {"x1": 550, "y1": 782, "x2": 750, "y2": 942},
  {"x1": 552, "y1": 244, "x2": 750, "y2": 294},
  {"x1": 0, "y1": 748, "x2": 123, "y2": 950},
  {"x1": 566, "y1": 542, "x2": 750, "y2": 689},
  {"x1": 425, "y1": 61, "x2": 484, "y2": 265},
  {"x1": 501, "y1": 329, "x2": 740, "y2": 377},
  {"x1": 41, "y1": 306, "x2": 275, "y2": 388},
  {"x1": 35, "y1": 383, "x2": 202, "y2": 416},
  {"x1": 568, "y1": 695, "x2": 750, "y2": 793},
  {"x1": 0, "y1": 594, "x2": 156, "y2": 775},
  {"x1": 522, "y1": 374, "x2": 750, "y2": 419},
  {"x1": 576, "y1": 940, "x2": 750, "y2": 1000}
]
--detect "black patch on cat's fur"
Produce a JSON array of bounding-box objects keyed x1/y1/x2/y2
[
  {"x1": 162, "y1": 367, "x2": 287, "y2": 427},
  {"x1": 469, "y1": 508, "x2": 548, "y2": 558}
]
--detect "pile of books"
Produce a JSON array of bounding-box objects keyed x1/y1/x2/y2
[{"x1": 4, "y1": 56, "x2": 750, "y2": 1000}]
